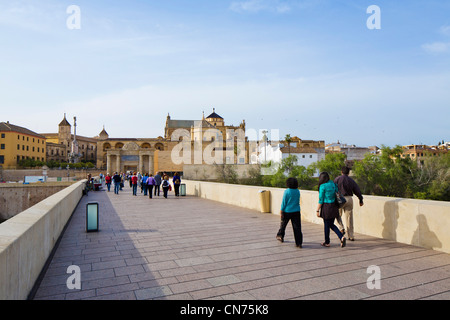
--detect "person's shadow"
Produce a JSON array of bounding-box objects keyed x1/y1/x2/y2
[
  {"x1": 412, "y1": 214, "x2": 442, "y2": 250},
  {"x1": 382, "y1": 199, "x2": 401, "y2": 241}
]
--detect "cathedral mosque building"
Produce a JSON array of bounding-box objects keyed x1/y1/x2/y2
[
  {"x1": 44, "y1": 109, "x2": 249, "y2": 174},
  {"x1": 97, "y1": 109, "x2": 248, "y2": 174}
]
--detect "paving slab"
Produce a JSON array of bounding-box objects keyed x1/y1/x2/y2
[{"x1": 32, "y1": 185, "x2": 450, "y2": 300}]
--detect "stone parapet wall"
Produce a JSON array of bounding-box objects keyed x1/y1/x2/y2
[
  {"x1": 183, "y1": 180, "x2": 450, "y2": 254},
  {"x1": 0, "y1": 182, "x2": 75, "y2": 221},
  {"x1": 0, "y1": 180, "x2": 86, "y2": 300}
]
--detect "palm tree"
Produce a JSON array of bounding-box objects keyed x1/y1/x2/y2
[{"x1": 285, "y1": 134, "x2": 292, "y2": 156}]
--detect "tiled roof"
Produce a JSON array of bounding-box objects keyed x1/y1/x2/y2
[
  {"x1": 0, "y1": 122, "x2": 46, "y2": 139},
  {"x1": 206, "y1": 111, "x2": 223, "y2": 119}
]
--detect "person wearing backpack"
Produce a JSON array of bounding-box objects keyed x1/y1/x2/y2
[
  {"x1": 173, "y1": 172, "x2": 181, "y2": 197},
  {"x1": 162, "y1": 174, "x2": 170, "y2": 199}
]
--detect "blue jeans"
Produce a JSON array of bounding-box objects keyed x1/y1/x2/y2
[
  {"x1": 143, "y1": 184, "x2": 148, "y2": 196},
  {"x1": 323, "y1": 218, "x2": 343, "y2": 244},
  {"x1": 114, "y1": 182, "x2": 120, "y2": 194},
  {"x1": 106, "y1": 183, "x2": 111, "y2": 192},
  {"x1": 132, "y1": 184, "x2": 137, "y2": 196}
]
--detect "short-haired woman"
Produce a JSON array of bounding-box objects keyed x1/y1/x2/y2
[
  {"x1": 276, "y1": 177, "x2": 303, "y2": 248},
  {"x1": 316, "y1": 172, "x2": 346, "y2": 248}
]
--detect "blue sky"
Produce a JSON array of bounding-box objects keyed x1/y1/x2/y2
[{"x1": 0, "y1": 0, "x2": 449, "y2": 147}]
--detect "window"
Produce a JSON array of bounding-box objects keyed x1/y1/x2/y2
[
  {"x1": 0, "y1": 156, "x2": 4, "y2": 164},
  {"x1": 1, "y1": 144, "x2": 5, "y2": 149},
  {"x1": 17, "y1": 144, "x2": 20, "y2": 150},
  {"x1": 1, "y1": 133, "x2": 4, "y2": 138}
]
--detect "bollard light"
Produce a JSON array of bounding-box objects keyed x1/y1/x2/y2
[{"x1": 86, "y1": 202, "x2": 99, "y2": 232}]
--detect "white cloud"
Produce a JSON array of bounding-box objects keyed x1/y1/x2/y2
[
  {"x1": 0, "y1": 1, "x2": 65, "y2": 33},
  {"x1": 439, "y1": 25, "x2": 450, "y2": 36},
  {"x1": 422, "y1": 42, "x2": 450, "y2": 54},
  {"x1": 230, "y1": 0, "x2": 291, "y2": 14}
]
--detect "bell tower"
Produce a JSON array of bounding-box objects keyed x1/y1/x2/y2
[{"x1": 58, "y1": 113, "x2": 72, "y2": 149}]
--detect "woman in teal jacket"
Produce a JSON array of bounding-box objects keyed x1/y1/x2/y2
[
  {"x1": 276, "y1": 177, "x2": 303, "y2": 248},
  {"x1": 316, "y1": 172, "x2": 346, "y2": 248}
]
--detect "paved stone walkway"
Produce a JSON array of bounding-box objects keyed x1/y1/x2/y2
[{"x1": 32, "y1": 185, "x2": 450, "y2": 300}]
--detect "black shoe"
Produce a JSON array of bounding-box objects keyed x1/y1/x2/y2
[{"x1": 341, "y1": 237, "x2": 347, "y2": 248}]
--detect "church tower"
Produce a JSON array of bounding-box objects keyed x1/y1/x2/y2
[
  {"x1": 58, "y1": 114, "x2": 72, "y2": 149},
  {"x1": 205, "y1": 108, "x2": 224, "y2": 127}
]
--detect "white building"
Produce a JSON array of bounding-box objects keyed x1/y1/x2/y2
[{"x1": 256, "y1": 141, "x2": 325, "y2": 176}]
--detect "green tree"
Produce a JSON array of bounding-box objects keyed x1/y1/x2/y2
[
  {"x1": 284, "y1": 134, "x2": 292, "y2": 156},
  {"x1": 310, "y1": 152, "x2": 347, "y2": 180},
  {"x1": 353, "y1": 145, "x2": 417, "y2": 198},
  {"x1": 412, "y1": 152, "x2": 450, "y2": 201}
]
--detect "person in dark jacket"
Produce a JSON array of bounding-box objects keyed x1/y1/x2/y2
[
  {"x1": 316, "y1": 172, "x2": 346, "y2": 248},
  {"x1": 173, "y1": 172, "x2": 181, "y2": 197},
  {"x1": 113, "y1": 172, "x2": 121, "y2": 194},
  {"x1": 154, "y1": 172, "x2": 162, "y2": 196},
  {"x1": 334, "y1": 166, "x2": 364, "y2": 241}
]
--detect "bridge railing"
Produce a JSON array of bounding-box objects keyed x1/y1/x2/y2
[
  {"x1": 183, "y1": 180, "x2": 450, "y2": 254},
  {"x1": 0, "y1": 180, "x2": 87, "y2": 300}
]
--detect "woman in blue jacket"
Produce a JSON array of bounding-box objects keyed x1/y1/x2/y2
[
  {"x1": 276, "y1": 177, "x2": 303, "y2": 248},
  {"x1": 316, "y1": 172, "x2": 346, "y2": 248}
]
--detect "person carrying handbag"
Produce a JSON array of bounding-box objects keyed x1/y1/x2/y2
[{"x1": 316, "y1": 172, "x2": 346, "y2": 248}]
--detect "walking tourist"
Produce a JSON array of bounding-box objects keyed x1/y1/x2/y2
[
  {"x1": 334, "y1": 166, "x2": 364, "y2": 241},
  {"x1": 105, "y1": 173, "x2": 112, "y2": 192},
  {"x1": 154, "y1": 172, "x2": 162, "y2": 196},
  {"x1": 120, "y1": 172, "x2": 124, "y2": 190},
  {"x1": 131, "y1": 172, "x2": 138, "y2": 196},
  {"x1": 162, "y1": 174, "x2": 170, "y2": 199},
  {"x1": 173, "y1": 172, "x2": 181, "y2": 197},
  {"x1": 142, "y1": 173, "x2": 149, "y2": 196},
  {"x1": 113, "y1": 172, "x2": 121, "y2": 194},
  {"x1": 147, "y1": 174, "x2": 156, "y2": 199},
  {"x1": 276, "y1": 177, "x2": 303, "y2": 248},
  {"x1": 316, "y1": 172, "x2": 346, "y2": 248}
]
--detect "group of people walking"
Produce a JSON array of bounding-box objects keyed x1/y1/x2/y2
[
  {"x1": 103, "y1": 171, "x2": 182, "y2": 199},
  {"x1": 276, "y1": 166, "x2": 364, "y2": 248}
]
